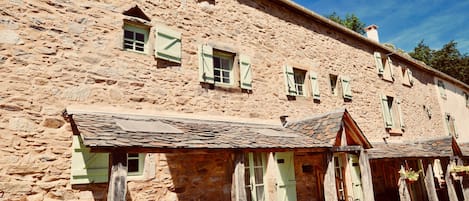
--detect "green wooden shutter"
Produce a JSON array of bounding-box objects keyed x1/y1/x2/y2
[
  {"x1": 275, "y1": 152, "x2": 297, "y2": 201},
  {"x1": 397, "y1": 98, "x2": 405, "y2": 130},
  {"x1": 284, "y1": 65, "x2": 296, "y2": 95},
  {"x1": 341, "y1": 76, "x2": 352, "y2": 99},
  {"x1": 374, "y1": 52, "x2": 384, "y2": 75},
  {"x1": 309, "y1": 71, "x2": 320, "y2": 100},
  {"x1": 198, "y1": 44, "x2": 214, "y2": 83},
  {"x1": 452, "y1": 117, "x2": 458, "y2": 138},
  {"x1": 386, "y1": 58, "x2": 394, "y2": 79},
  {"x1": 239, "y1": 54, "x2": 253, "y2": 90},
  {"x1": 71, "y1": 135, "x2": 109, "y2": 184},
  {"x1": 155, "y1": 26, "x2": 181, "y2": 63},
  {"x1": 407, "y1": 69, "x2": 414, "y2": 85},
  {"x1": 380, "y1": 94, "x2": 393, "y2": 128},
  {"x1": 437, "y1": 80, "x2": 447, "y2": 99}
]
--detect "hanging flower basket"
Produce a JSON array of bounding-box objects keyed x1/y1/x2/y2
[
  {"x1": 399, "y1": 168, "x2": 422, "y2": 184},
  {"x1": 450, "y1": 165, "x2": 469, "y2": 178}
]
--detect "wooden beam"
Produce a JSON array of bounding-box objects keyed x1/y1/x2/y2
[
  {"x1": 424, "y1": 163, "x2": 439, "y2": 201},
  {"x1": 107, "y1": 151, "x2": 127, "y2": 201},
  {"x1": 331, "y1": 145, "x2": 362, "y2": 153},
  {"x1": 231, "y1": 152, "x2": 247, "y2": 201},
  {"x1": 359, "y1": 149, "x2": 375, "y2": 201},
  {"x1": 323, "y1": 152, "x2": 338, "y2": 201},
  {"x1": 90, "y1": 147, "x2": 330, "y2": 154}
]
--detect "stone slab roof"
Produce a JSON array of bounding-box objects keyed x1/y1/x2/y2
[
  {"x1": 286, "y1": 108, "x2": 372, "y2": 149},
  {"x1": 69, "y1": 112, "x2": 332, "y2": 150},
  {"x1": 368, "y1": 136, "x2": 459, "y2": 159},
  {"x1": 458, "y1": 143, "x2": 469, "y2": 157}
]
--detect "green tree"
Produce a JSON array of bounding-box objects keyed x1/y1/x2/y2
[
  {"x1": 409, "y1": 40, "x2": 433, "y2": 65},
  {"x1": 326, "y1": 12, "x2": 366, "y2": 35},
  {"x1": 410, "y1": 40, "x2": 469, "y2": 84}
]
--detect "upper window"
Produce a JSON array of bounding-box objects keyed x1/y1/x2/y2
[
  {"x1": 437, "y1": 80, "x2": 447, "y2": 99},
  {"x1": 127, "y1": 153, "x2": 145, "y2": 176},
  {"x1": 284, "y1": 66, "x2": 320, "y2": 100},
  {"x1": 293, "y1": 69, "x2": 307, "y2": 96},
  {"x1": 330, "y1": 74, "x2": 338, "y2": 96},
  {"x1": 445, "y1": 113, "x2": 458, "y2": 138},
  {"x1": 380, "y1": 94, "x2": 405, "y2": 134},
  {"x1": 198, "y1": 44, "x2": 252, "y2": 90},
  {"x1": 123, "y1": 23, "x2": 149, "y2": 53},
  {"x1": 213, "y1": 50, "x2": 235, "y2": 85},
  {"x1": 374, "y1": 52, "x2": 394, "y2": 82},
  {"x1": 401, "y1": 66, "x2": 414, "y2": 87}
]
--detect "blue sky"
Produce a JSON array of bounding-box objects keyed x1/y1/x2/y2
[{"x1": 293, "y1": 0, "x2": 469, "y2": 54}]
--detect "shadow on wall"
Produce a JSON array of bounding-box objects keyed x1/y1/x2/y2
[
  {"x1": 72, "y1": 183, "x2": 109, "y2": 201},
  {"x1": 162, "y1": 152, "x2": 234, "y2": 201}
]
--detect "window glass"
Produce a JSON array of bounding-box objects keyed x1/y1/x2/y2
[{"x1": 213, "y1": 51, "x2": 233, "y2": 85}]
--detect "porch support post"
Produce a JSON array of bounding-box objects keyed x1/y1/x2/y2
[
  {"x1": 324, "y1": 152, "x2": 338, "y2": 201},
  {"x1": 398, "y1": 166, "x2": 412, "y2": 201},
  {"x1": 231, "y1": 151, "x2": 246, "y2": 201},
  {"x1": 359, "y1": 149, "x2": 374, "y2": 201},
  {"x1": 424, "y1": 163, "x2": 439, "y2": 201},
  {"x1": 446, "y1": 162, "x2": 459, "y2": 201},
  {"x1": 107, "y1": 150, "x2": 128, "y2": 201}
]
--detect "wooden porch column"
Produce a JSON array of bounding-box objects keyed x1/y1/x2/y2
[
  {"x1": 446, "y1": 163, "x2": 459, "y2": 201},
  {"x1": 359, "y1": 149, "x2": 375, "y2": 201},
  {"x1": 324, "y1": 152, "x2": 338, "y2": 201},
  {"x1": 231, "y1": 151, "x2": 247, "y2": 201},
  {"x1": 398, "y1": 166, "x2": 412, "y2": 201},
  {"x1": 107, "y1": 150, "x2": 128, "y2": 201},
  {"x1": 424, "y1": 163, "x2": 439, "y2": 201}
]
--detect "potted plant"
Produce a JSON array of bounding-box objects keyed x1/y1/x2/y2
[
  {"x1": 399, "y1": 168, "x2": 422, "y2": 184},
  {"x1": 450, "y1": 165, "x2": 469, "y2": 176}
]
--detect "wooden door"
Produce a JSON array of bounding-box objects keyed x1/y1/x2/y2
[{"x1": 276, "y1": 152, "x2": 297, "y2": 201}]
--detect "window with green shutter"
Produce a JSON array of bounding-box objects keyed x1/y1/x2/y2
[
  {"x1": 374, "y1": 52, "x2": 384, "y2": 76},
  {"x1": 123, "y1": 23, "x2": 149, "y2": 53},
  {"x1": 380, "y1": 94, "x2": 405, "y2": 134},
  {"x1": 445, "y1": 114, "x2": 458, "y2": 138},
  {"x1": 437, "y1": 80, "x2": 447, "y2": 99},
  {"x1": 340, "y1": 76, "x2": 352, "y2": 100},
  {"x1": 198, "y1": 44, "x2": 252, "y2": 90},
  {"x1": 155, "y1": 25, "x2": 181, "y2": 63},
  {"x1": 309, "y1": 71, "x2": 320, "y2": 100},
  {"x1": 401, "y1": 67, "x2": 414, "y2": 87},
  {"x1": 71, "y1": 135, "x2": 146, "y2": 184}
]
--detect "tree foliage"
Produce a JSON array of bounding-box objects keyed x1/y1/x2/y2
[
  {"x1": 326, "y1": 12, "x2": 366, "y2": 35},
  {"x1": 409, "y1": 40, "x2": 469, "y2": 84}
]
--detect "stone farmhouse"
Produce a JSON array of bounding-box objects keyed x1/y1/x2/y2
[{"x1": 0, "y1": 0, "x2": 468, "y2": 201}]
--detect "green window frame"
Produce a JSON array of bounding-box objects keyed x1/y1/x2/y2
[{"x1": 123, "y1": 24, "x2": 149, "y2": 53}]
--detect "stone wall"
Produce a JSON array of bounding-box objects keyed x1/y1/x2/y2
[{"x1": 0, "y1": 0, "x2": 448, "y2": 200}]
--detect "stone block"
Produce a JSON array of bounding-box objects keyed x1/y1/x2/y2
[
  {"x1": 0, "y1": 29, "x2": 24, "y2": 45},
  {"x1": 0, "y1": 181, "x2": 32, "y2": 193},
  {"x1": 60, "y1": 86, "x2": 92, "y2": 101},
  {"x1": 9, "y1": 117, "x2": 38, "y2": 132},
  {"x1": 27, "y1": 192, "x2": 44, "y2": 201},
  {"x1": 41, "y1": 118, "x2": 65, "y2": 129}
]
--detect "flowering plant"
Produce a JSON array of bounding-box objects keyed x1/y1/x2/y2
[{"x1": 399, "y1": 168, "x2": 422, "y2": 182}]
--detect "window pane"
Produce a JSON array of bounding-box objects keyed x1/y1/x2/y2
[
  {"x1": 256, "y1": 186, "x2": 265, "y2": 201},
  {"x1": 124, "y1": 44, "x2": 133, "y2": 49},
  {"x1": 253, "y1": 153, "x2": 262, "y2": 166},
  {"x1": 135, "y1": 47, "x2": 144, "y2": 52},
  {"x1": 254, "y1": 167, "x2": 263, "y2": 184},
  {"x1": 214, "y1": 69, "x2": 221, "y2": 76},
  {"x1": 128, "y1": 159, "x2": 139, "y2": 172},
  {"x1": 221, "y1": 59, "x2": 230, "y2": 70},
  {"x1": 222, "y1": 78, "x2": 230, "y2": 83},
  {"x1": 222, "y1": 71, "x2": 230, "y2": 78},
  {"x1": 213, "y1": 57, "x2": 221, "y2": 68},
  {"x1": 135, "y1": 33, "x2": 145, "y2": 42},
  {"x1": 214, "y1": 76, "x2": 221, "y2": 82},
  {"x1": 124, "y1": 30, "x2": 133, "y2": 39}
]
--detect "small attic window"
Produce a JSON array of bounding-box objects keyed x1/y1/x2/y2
[{"x1": 123, "y1": 6, "x2": 151, "y2": 21}]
